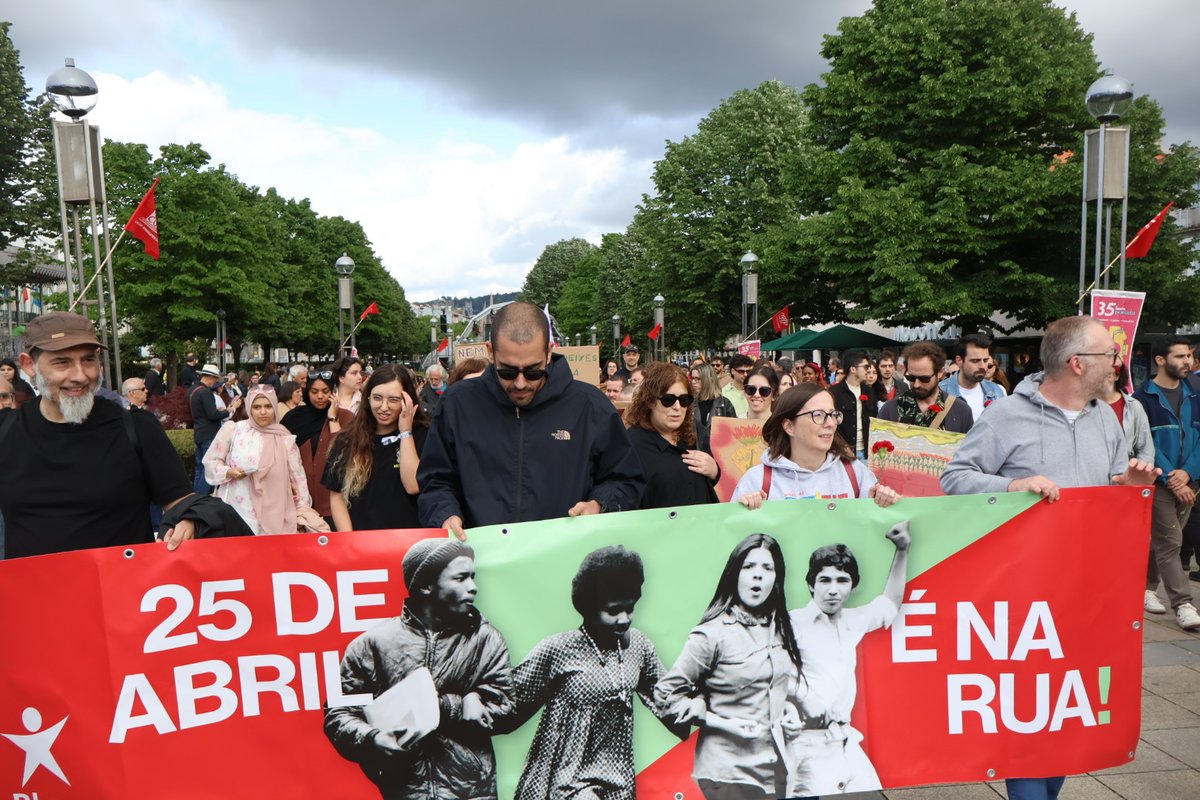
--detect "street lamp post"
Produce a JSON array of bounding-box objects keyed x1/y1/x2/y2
[
  {"x1": 740, "y1": 251, "x2": 759, "y2": 341},
  {"x1": 612, "y1": 314, "x2": 621, "y2": 358},
  {"x1": 216, "y1": 309, "x2": 226, "y2": 373},
  {"x1": 335, "y1": 253, "x2": 355, "y2": 355},
  {"x1": 653, "y1": 294, "x2": 665, "y2": 362},
  {"x1": 574, "y1": 333, "x2": 581, "y2": 347},
  {"x1": 589, "y1": 324, "x2": 597, "y2": 346},
  {"x1": 46, "y1": 58, "x2": 122, "y2": 387},
  {"x1": 1078, "y1": 73, "x2": 1134, "y2": 311}
]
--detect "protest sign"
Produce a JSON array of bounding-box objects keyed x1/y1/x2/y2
[
  {"x1": 453, "y1": 341, "x2": 492, "y2": 364},
  {"x1": 737, "y1": 339, "x2": 762, "y2": 358},
  {"x1": 868, "y1": 418, "x2": 965, "y2": 497},
  {"x1": 554, "y1": 345, "x2": 602, "y2": 383},
  {"x1": 0, "y1": 489, "x2": 1149, "y2": 798},
  {"x1": 1091, "y1": 290, "x2": 1145, "y2": 391},
  {"x1": 709, "y1": 416, "x2": 765, "y2": 501}
]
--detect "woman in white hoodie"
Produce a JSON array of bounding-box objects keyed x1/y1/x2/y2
[{"x1": 734, "y1": 383, "x2": 900, "y2": 508}]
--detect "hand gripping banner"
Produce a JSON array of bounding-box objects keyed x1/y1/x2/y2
[{"x1": 0, "y1": 488, "x2": 1150, "y2": 798}]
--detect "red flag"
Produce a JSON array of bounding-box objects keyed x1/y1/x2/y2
[
  {"x1": 1125, "y1": 202, "x2": 1175, "y2": 259},
  {"x1": 647, "y1": 323, "x2": 662, "y2": 341},
  {"x1": 771, "y1": 305, "x2": 790, "y2": 334},
  {"x1": 124, "y1": 178, "x2": 160, "y2": 260},
  {"x1": 22, "y1": 286, "x2": 29, "y2": 302},
  {"x1": 620, "y1": 333, "x2": 631, "y2": 348},
  {"x1": 436, "y1": 337, "x2": 449, "y2": 353},
  {"x1": 359, "y1": 301, "x2": 380, "y2": 322}
]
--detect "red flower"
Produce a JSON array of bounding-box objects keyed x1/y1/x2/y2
[
  {"x1": 871, "y1": 441, "x2": 895, "y2": 454},
  {"x1": 859, "y1": 394, "x2": 869, "y2": 402},
  {"x1": 928, "y1": 404, "x2": 943, "y2": 413},
  {"x1": 984, "y1": 399, "x2": 994, "y2": 407}
]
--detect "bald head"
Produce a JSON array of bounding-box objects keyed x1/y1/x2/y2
[{"x1": 491, "y1": 302, "x2": 549, "y2": 352}]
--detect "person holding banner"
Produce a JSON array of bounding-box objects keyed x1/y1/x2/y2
[
  {"x1": 656, "y1": 534, "x2": 804, "y2": 800},
  {"x1": 500, "y1": 546, "x2": 686, "y2": 800},
  {"x1": 733, "y1": 382, "x2": 900, "y2": 508},
  {"x1": 202, "y1": 385, "x2": 313, "y2": 535},
  {"x1": 324, "y1": 364, "x2": 428, "y2": 531},
  {"x1": 625, "y1": 363, "x2": 720, "y2": 509},
  {"x1": 324, "y1": 538, "x2": 514, "y2": 800}
]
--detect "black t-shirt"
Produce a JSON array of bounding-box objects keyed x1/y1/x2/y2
[
  {"x1": 0, "y1": 398, "x2": 192, "y2": 559},
  {"x1": 321, "y1": 427, "x2": 428, "y2": 531},
  {"x1": 1162, "y1": 383, "x2": 1184, "y2": 421},
  {"x1": 627, "y1": 425, "x2": 718, "y2": 510}
]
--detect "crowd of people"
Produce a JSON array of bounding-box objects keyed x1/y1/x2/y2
[{"x1": 0, "y1": 303, "x2": 1192, "y2": 800}]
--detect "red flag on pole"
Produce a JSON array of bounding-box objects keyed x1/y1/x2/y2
[
  {"x1": 647, "y1": 323, "x2": 662, "y2": 341},
  {"x1": 436, "y1": 337, "x2": 449, "y2": 353},
  {"x1": 22, "y1": 287, "x2": 29, "y2": 303},
  {"x1": 771, "y1": 305, "x2": 790, "y2": 334},
  {"x1": 620, "y1": 333, "x2": 632, "y2": 348},
  {"x1": 1125, "y1": 202, "x2": 1175, "y2": 259},
  {"x1": 124, "y1": 178, "x2": 160, "y2": 260},
  {"x1": 359, "y1": 301, "x2": 380, "y2": 322}
]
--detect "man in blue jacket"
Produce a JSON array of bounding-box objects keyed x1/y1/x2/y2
[
  {"x1": 418, "y1": 302, "x2": 645, "y2": 539},
  {"x1": 938, "y1": 333, "x2": 1007, "y2": 422},
  {"x1": 1133, "y1": 336, "x2": 1200, "y2": 630}
]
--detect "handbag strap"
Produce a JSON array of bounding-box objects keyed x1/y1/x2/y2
[
  {"x1": 841, "y1": 458, "x2": 860, "y2": 498},
  {"x1": 761, "y1": 464, "x2": 772, "y2": 496}
]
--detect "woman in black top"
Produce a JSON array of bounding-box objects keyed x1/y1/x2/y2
[
  {"x1": 625, "y1": 363, "x2": 719, "y2": 509},
  {"x1": 689, "y1": 363, "x2": 735, "y2": 453},
  {"x1": 322, "y1": 364, "x2": 430, "y2": 531}
]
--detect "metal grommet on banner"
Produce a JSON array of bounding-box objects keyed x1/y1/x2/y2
[
  {"x1": 674, "y1": 794, "x2": 685, "y2": 800},
  {"x1": 987, "y1": 496, "x2": 997, "y2": 504},
  {"x1": 317, "y1": 535, "x2": 329, "y2": 546},
  {"x1": 1141, "y1": 489, "x2": 1152, "y2": 498},
  {"x1": 501, "y1": 528, "x2": 509, "y2": 536},
  {"x1": 123, "y1": 548, "x2": 135, "y2": 559},
  {"x1": 1128, "y1": 751, "x2": 1135, "y2": 759},
  {"x1": 826, "y1": 502, "x2": 837, "y2": 511},
  {"x1": 1132, "y1": 620, "x2": 1142, "y2": 630},
  {"x1": 668, "y1": 510, "x2": 678, "y2": 520},
  {"x1": 986, "y1": 768, "x2": 996, "y2": 778}
]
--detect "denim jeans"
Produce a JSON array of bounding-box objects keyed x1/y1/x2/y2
[
  {"x1": 1005, "y1": 776, "x2": 1065, "y2": 800},
  {"x1": 193, "y1": 439, "x2": 213, "y2": 495}
]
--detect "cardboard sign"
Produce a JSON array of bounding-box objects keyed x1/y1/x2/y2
[
  {"x1": 554, "y1": 345, "x2": 602, "y2": 383},
  {"x1": 454, "y1": 341, "x2": 492, "y2": 364},
  {"x1": 709, "y1": 416, "x2": 766, "y2": 501}
]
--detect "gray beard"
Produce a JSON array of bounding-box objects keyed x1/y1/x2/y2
[{"x1": 33, "y1": 367, "x2": 96, "y2": 424}]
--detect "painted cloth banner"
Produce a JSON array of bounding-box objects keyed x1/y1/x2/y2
[
  {"x1": 867, "y1": 419, "x2": 965, "y2": 498},
  {"x1": 0, "y1": 489, "x2": 1150, "y2": 799},
  {"x1": 1091, "y1": 290, "x2": 1146, "y2": 392},
  {"x1": 709, "y1": 416, "x2": 765, "y2": 501}
]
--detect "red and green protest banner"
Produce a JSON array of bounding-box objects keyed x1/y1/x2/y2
[{"x1": 0, "y1": 488, "x2": 1149, "y2": 798}]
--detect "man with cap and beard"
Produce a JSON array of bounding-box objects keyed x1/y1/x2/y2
[
  {"x1": 325, "y1": 538, "x2": 514, "y2": 800},
  {"x1": 0, "y1": 311, "x2": 196, "y2": 558}
]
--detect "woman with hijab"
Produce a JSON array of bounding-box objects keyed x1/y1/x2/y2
[
  {"x1": 202, "y1": 385, "x2": 312, "y2": 535},
  {"x1": 322, "y1": 364, "x2": 430, "y2": 531},
  {"x1": 282, "y1": 372, "x2": 354, "y2": 527},
  {"x1": 656, "y1": 534, "x2": 804, "y2": 800},
  {"x1": 0, "y1": 358, "x2": 34, "y2": 407},
  {"x1": 330, "y1": 355, "x2": 366, "y2": 415}
]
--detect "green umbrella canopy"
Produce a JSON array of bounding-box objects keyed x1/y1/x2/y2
[
  {"x1": 764, "y1": 324, "x2": 901, "y2": 352},
  {"x1": 761, "y1": 329, "x2": 814, "y2": 350}
]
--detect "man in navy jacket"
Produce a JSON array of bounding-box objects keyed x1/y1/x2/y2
[{"x1": 418, "y1": 302, "x2": 644, "y2": 538}]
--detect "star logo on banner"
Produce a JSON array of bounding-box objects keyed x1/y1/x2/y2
[{"x1": 1, "y1": 707, "x2": 70, "y2": 787}]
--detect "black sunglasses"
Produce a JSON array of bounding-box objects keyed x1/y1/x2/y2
[
  {"x1": 495, "y1": 365, "x2": 547, "y2": 381},
  {"x1": 744, "y1": 385, "x2": 773, "y2": 397},
  {"x1": 905, "y1": 373, "x2": 937, "y2": 384},
  {"x1": 658, "y1": 393, "x2": 694, "y2": 408}
]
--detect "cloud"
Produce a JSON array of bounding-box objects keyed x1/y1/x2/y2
[{"x1": 87, "y1": 70, "x2": 639, "y2": 299}]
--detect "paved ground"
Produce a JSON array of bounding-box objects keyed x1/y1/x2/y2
[{"x1": 851, "y1": 577, "x2": 1200, "y2": 800}]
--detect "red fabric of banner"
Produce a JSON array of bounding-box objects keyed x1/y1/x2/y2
[{"x1": 123, "y1": 178, "x2": 160, "y2": 260}]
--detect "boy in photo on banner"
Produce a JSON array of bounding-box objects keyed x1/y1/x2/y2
[
  {"x1": 498, "y1": 546, "x2": 687, "y2": 800},
  {"x1": 784, "y1": 523, "x2": 911, "y2": 797},
  {"x1": 324, "y1": 539, "x2": 514, "y2": 800}
]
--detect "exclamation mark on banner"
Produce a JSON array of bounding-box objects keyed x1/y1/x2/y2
[{"x1": 1097, "y1": 666, "x2": 1111, "y2": 724}]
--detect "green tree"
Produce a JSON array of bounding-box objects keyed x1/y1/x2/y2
[
  {"x1": 631, "y1": 80, "x2": 810, "y2": 349},
  {"x1": 793, "y1": 0, "x2": 1200, "y2": 331},
  {"x1": 519, "y1": 237, "x2": 596, "y2": 309},
  {"x1": 0, "y1": 21, "x2": 33, "y2": 253}
]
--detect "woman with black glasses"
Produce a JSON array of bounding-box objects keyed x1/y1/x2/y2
[
  {"x1": 742, "y1": 366, "x2": 779, "y2": 421},
  {"x1": 733, "y1": 382, "x2": 900, "y2": 508},
  {"x1": 624, "y1": 363, "x2": 719, "y2": 509}
]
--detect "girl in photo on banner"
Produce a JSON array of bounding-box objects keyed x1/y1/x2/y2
[
  {"x1": 655, "y1": 534, "x2": 804, "y2": 800},
  {"x1": 202, "y1": 385, "x2": 317, "y2": 534},
  {"x1": 497, "y1": 546, "x2": 687, "y2": 800}
]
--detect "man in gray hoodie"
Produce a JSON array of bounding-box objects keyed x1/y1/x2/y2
[{"x1": 940, "y1": 314, "x2": 1157, "y2": 800}]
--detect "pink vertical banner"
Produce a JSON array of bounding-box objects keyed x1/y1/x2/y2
[
  {"x1": 737, "y1": 339, "x2": 761, "y2": 358},
  {"x1": 1091, "y1": 290, "x2": 1146, "y2": 391}
]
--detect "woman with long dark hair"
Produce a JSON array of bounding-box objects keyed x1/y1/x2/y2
[
  {"x1": 734, "y1": 382, "x2": 899, "y2": 509},
  {"x1": 742, "y1": 367, "x2": 779, "y2": 421},
  {"x1": 282, "y1": 372, "x2": 354, "y2": 527},
  {"x1": 657, "y1": 533, "x2": 804, "y2": 800},
  {"x1": 624, "y1": 363, "x2": 719, "y2": 508},
  {"x1": 690, "y1": 362, "x2": 736, "y2": 453},
  {"x1": 0, "y1": 358, "x2": 34, "y2": 407},
  {"x1": 322, "y1": 364, "x2": 429, "y2": 530}
]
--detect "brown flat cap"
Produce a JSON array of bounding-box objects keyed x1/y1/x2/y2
[{"x1": 24, "y1": 311, "x2": 106, "y2": 352}]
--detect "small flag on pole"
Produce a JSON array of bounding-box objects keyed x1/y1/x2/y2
[
  {"x1": 124, "y1": 178, "x2": 161, "y2": 259},
  {"x1": 359, "y1": 301, "x2": 380, "y2": 322},
  {"x1": 647, "y1": 323, "x2": 662, "y2": 341},
  {"x1": 1125, "y1": 202, "x2": 1175, "y2": 260},
  {"x1": 22, "y1": 286, "x2": 30, "y2": 303},
  {"x1": 437, "y1": 337, "x2": 449, "y2": 353},
  {"x1": 771, "y1": 305, "x2": 790, "y2": 334},
  {"x1": 620, "y1": 333, "x2": 632, "y2": 348}
]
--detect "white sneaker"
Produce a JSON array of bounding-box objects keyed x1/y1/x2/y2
[
  {"x1": 1145, "y1": 590, "x2": 1167, "y2": 614},
  {"x1": 1175, "y1": 602, "x2": 1200, "y2": 631}
]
